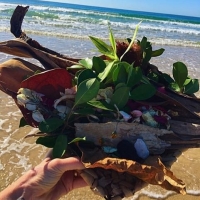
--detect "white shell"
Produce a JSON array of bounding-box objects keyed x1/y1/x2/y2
[
  {"x1": 17, "y1": 94, "x2": 29, "y2": 106},
  {"x1": 134, "y1": 138, "x2": 149, "y2": 159},
  {"x1": 56, "y1": 105, "x2": 70, "y2": 114},
  {"x1": 25, "y1": 103, "x2": 37, "y2": 111},
  {"x1": 32, "y1": 110, "x2": 45, "y2": 122},
  {"x1": 119, "y1": 111, "x2": 132, "y2": 121}
]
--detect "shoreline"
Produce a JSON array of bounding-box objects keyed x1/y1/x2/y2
[
  {"x1": 1, "y1": 30, "x2": 200, "y2": 49},
  {"x1": 1, "y1": 31, "x2": 200, "y2": 199}
]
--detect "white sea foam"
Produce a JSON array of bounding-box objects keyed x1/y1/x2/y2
[{"x1": 0, "y1": 119, "x2": 8, "y2": 130}]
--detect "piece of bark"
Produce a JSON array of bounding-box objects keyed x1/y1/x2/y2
[
  {"x1": 169, "y1": 120, "x2": 200, "y2": 140},
  {"x1": 79, "y1": 145, "x2": 186, "y2": 195},
  {"x1": 156, "y1": 89, "x2": 200, "y2": 120},
  {"x1": 10, "y1": 5, "x2": 80, "y2": 67},
  {"x1": 10, "y1": 5, "x2": 29, "y2": 37},
  {"x1": 75, "y1": 122, "x2": 173, "y2": 154},
  {"x1": 0, "y1": 39, "x2": 78, "y2": 70}
]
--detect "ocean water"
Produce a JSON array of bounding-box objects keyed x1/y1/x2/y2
[
  {"x1": 0, "y1": 1, "x2": 200, "y2": 200},
  {"x1": 0, "y1": 0, "x2": 200, "y2": 47}
]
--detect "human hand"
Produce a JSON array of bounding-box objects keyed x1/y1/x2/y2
[{"x1": 0, "y1": 157, "x2": 87, "y2": 200}]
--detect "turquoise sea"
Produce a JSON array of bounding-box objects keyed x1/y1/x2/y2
[{"x1": 0, "y1": 0, "x2": 200, "y2": 47}]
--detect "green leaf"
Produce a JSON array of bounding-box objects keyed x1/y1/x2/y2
[
  {"x1": 120, "y1": 21, "x2": 142, "y2": 61},
  {"x1": 127, "y1": 66, "x2": 142, "y2": 87},
  {"x1": 151, "y1": 48, "x2": 165, "y2": 57},
  {"x1": 77, "y1": 69, "x2": 97, "y2": 86},
  {"x1": 92, "y1": 56, "x2": 106, "y2": 74},
  {"x1": 79, "y1": 58, "x2": 93, "y2": 69},
  {"x1": 147, "y1": 72, "x2": 159, "y2": 82},
  {"x1": 19, "y1": 117, "x2": 28, "y2": 128},
  {"x1": 36, "y1": 136, "x2": 56, "y2": 148},
  {"x1": 74, "y1": 107, "x2": 95, "y2": 115},
  {"x1": 68, "y1": 137, "x2": 86, "y2": 144},
  {"x1": 130, "y1": 84, "x2": 156, "y2": 101},
  {"x1": 127, "y1": 38, "x2": 132, "y2": 44},
  {"x1": 88, "y1": 100, "x2": 115, "y2": 111},
  {"x1": 109, "y1": 26, "x2": 117, "y2": 56},
  {"x1": 173, "y1": 62, "x2": 188, "y2": 89},
  {"x1": 183, "y1": 78, "x2": 192, "y2": 86},
  {"x1": 89, "y1": 36, "x2": 115, "y2": 59},
  {"x1": 53, "y1": 134, "x2": 68, "y2": 158},
  {"x1": 75, "y1": 78, "x2": 100, "y2": 106},
  {"x1": 112, "y1": 63, "x2": 127, "y2": 85},
  {"x1": 115, "y1": 82, "x2": 127, "y2": 90},
  {"x1": 143, "y1": 47, "x2": 152, "y2": 63},
  {"x1": 110, "y1": 86, "x2": 130, "y2": 109},
  {"x1": 98, "y1": 61, "x2": 116, "y2": 82},
  {"x1": 140, "y1": 37, "x2": 147, "y2": 51},
  {"x1": 184, "y1": 79, "x2": 199, "y2": 94},
  {"x1": 39, "y1": 118, "x2": 64, "y2": 133},
  {"x1": 170, "y1": 82, "x2": 181, "y2": 92}
]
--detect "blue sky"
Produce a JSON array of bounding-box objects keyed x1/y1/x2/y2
[{"x1": 45, "y1": 0, "x2": 200, "y2": 17}]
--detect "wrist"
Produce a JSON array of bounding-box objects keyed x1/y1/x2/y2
[{"x1": 0, "y1": 170, "x2": 35, "y2": 200}]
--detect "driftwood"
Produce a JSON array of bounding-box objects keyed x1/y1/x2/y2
[
  {"x1": 10, "y1": 5, "x2": 80, "y2": 69},
  {"x1": 75, "y1": 122, "x2": 200, "y2": 155}
]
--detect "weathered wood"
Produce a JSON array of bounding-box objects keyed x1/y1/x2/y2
[
  {"x1": 75, "y1": 122, "x2": 173, "y2": 154},
  {"x1": 10, "y1": 5, "x2": 29, "y2": 37},
  {"x1": 10, "y1": 5, "x2": 80, "y2": 67},
  {"x1": 169, "y1": 120, "x2": 200, "y2": 140},
  {"x1": 0, "y1": 39, "x2": 79, "y2": 70},
  {"x1": 156, "y1": 89, "x2": 200, "y2": 120}
]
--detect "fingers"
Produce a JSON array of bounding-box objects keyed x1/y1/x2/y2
[
  {"x1": 72, "y1": 176, "x2": 88, "y2": 189},
  {"x1": 51, "y1": 157, "x2": 85, "y2": 173}
]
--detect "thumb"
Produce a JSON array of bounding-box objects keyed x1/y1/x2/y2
[{"x1": 49, "y1": 157, "x2": 85, "y2": 173}]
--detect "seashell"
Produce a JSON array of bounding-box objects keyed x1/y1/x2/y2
[
  {"x1": 119, "y1": 111, "x2": 132, "y2": 121},
  {"x1": 25, "y1": 103, "x2": 37, "y2": 111},
  {"x1": 17, "y1": 94, "x2": 29, "y2": 106},
  {"x1": 134, "y1": 138, "x2": 149, "y2": 159},
  {"x1": 131, "y1": 110, "x2": 142, "y2": 118},
  {"x1": 142, "y1": 111, "x2": 158, "y2": 127},
  {"x1": 56, "y1": 105, "x2": 70, "y2": 114},
  {"x1": 32, "y1": 110, "x2": 45, "y2": 122}
]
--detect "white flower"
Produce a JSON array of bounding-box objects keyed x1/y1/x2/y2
[
  {"x1": 25, "y1": 103, "x2": 37, "y2": 111},
  {"x1": 17, "y1": 94, "x2": 30, "y2": 106},
  {"x1": 32, "y1": 110, "x2": 45, "y2": 122}
]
